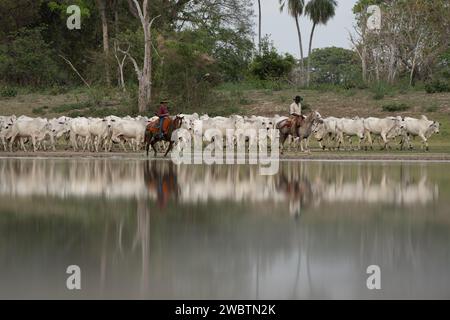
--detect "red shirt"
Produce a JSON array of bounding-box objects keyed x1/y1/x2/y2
[{"x1": 157, "y1": 105, "x2": 169, "y2": 117}]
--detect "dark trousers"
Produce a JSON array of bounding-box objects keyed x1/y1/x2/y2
[{"x1": 158, "y1": 116, "x2": 165, "y2": 136}]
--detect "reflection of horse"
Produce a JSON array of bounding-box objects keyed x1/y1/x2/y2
[
  {"x1": 277, "y1": 171, "x2": 314, "y2": 216},
  {"x1": 143, "y1": 160, "x2": 179, "y2": 208},
  {"x1": 144, "y1": 116, "x2": 184, "y2": 157}
]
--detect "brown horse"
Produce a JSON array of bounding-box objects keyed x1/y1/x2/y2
[
  {"x1": 277, "y1": 111, "x2": 323, "y2": 153},
  {"x1": 145, "y1": 115, "x2": 184, "y2": 157}
]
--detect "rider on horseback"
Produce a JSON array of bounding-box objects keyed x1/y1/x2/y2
[
  {"x1": 156, "y1": 100, "x2": 170, "y2": 138},
  {"x1": 289, "y1": 95, "x2": 303, "y2": 137}
]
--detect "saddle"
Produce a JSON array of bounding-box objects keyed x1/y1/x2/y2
[
  {"x1": 146, "y1": 117, "x2": 171, "y2": 135},
  {"x1": 280, "y1": 115, "x2": 306, "y2": 130}
]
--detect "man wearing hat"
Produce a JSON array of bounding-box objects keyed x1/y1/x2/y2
[
  {"x1": 289, "y1": 95, "x2": 303, "y2": 137},
  {"x1": 156, "y1": 100, "x2": 170, "y2": 138}
]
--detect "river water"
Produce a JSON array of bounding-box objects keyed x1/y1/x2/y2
[{"x1": 0, "y1": 158, "x2": 449, "y2": 299}]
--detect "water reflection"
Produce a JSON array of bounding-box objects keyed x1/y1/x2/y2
[
  {"x1": 0, "y1": 159, "x2": 440, "y2": 209},
  {"x1": 0, "y1": 159, "x2": 449, "y2": 299}
]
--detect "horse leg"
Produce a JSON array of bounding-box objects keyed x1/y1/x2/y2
[
  {"x1": 164, "y1": 140, "x2": 174, "y2": 157},
  {"x1": 151, "y1": 140, "x2": 158, "y2": 157}
]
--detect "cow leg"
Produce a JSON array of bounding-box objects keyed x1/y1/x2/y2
[
  {"x1": 365, "y1": 131, "x2": 373, "y2": 150},
  {"x1": 20, "y1": 137, "x2": 28, "y2": 152},
  {"x1": 32, "y1": 135, "x2": 37, "y2": 152},
  {"x1": 70, "y1": 132, "x2": 78, "y2": 151},
  {"x1": 380, "y1": 133, "x2": 388, "y2": 150},
  {"x1": 50, "y1": 134, "x2": 56, "y2": 151},
  {"x1": 419, "y1": 133, "x2": 428, "y2": 151},
  {"x1": 9, "y1": 134, "x2": 18, "y2": 152},
  {"x1": 120, "y1": 139, "x2": 127, "y2": 152}
]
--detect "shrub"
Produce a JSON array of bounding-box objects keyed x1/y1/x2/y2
[
  {"x1": 0, "y1": 86, "x2": 17, "y2": 97},
  {"x1": 371, "y1": 82, "x2": 389, "y2": 100},
  {"x1": 249, "y1": 36, "x2": 295, "y2": 81},
  {"x1": 382, "y1": 103, "x2": 410, "y2": 112},
  {"x1": 425, "y1": 79, "x2": 450, "y2": 94},
  {"x1": 423, "y1": 102, "x2": 439, "y2": 113}
]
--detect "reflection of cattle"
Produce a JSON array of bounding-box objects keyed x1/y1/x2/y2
[{"x1": 0, "y1": 160, "x2": 440, "y2": 208}]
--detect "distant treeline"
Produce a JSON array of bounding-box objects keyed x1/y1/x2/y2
[{"x1": 0, "y1": 0, "x2": 449, "y2": 113}]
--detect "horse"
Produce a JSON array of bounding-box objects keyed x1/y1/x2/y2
[
  {"x1": 145, "y1": 115, "x2": 184, "y2": 157},
  {"x1": 277, "y1": 111, "x2": 323, "y2": 153}
]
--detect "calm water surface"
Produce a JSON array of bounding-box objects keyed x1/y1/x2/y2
[{"x1": 0, "y1": 158, "x2": 449, "y2": 299}]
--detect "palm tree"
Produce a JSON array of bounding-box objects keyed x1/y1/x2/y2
[
  {"x1": 258, "y1": 0, "x2": 262, "y2": 53},
  {"x1": 305, "y1": 0, "x2": 338, "y2": 86},
  {"x1": 279, "y1": 0, "x2": 306, "y2": 84}
]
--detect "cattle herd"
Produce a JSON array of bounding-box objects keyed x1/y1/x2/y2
[{"x1": 0, "y1": 112, "x2": 441, "y2": 153}]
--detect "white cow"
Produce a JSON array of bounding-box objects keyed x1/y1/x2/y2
[
  {"x1": 313, "y1": 117, "x2": 340, "y2": 150},
  {"x1": 402, "y1": 116, "x2": 440, "y2": 151},
  {"x1": 46, "y1": 117, "x2": 71, "y2": 151},
  {"x1": 88, "y1": 118, "x2": 113, "y2": 152},
  {"x1": 336, "y1": 117, "x2": 366, "y2": 150},
  {"x1": 363, "y1": 116, "x2": 405, "y2": 149},
  {"x1": 111, "y1": 118, "x2": 147, "y2": 151},
  {"x1": 0, "y1": 116, "x2": 16, "y2": 151},
  {"x1": 68, "y1": 117, "x2": 91, "y2": 151},
  {"x1": 193, "y1": 117, "x2": 236, "y2": 148},
  {"x1": 8, "y1": 117, "x2": 51, "y2": 152}
]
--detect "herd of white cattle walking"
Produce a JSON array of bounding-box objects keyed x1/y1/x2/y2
[{"x1": 0, "y1": 112, "x2": 441, "y2": 154}]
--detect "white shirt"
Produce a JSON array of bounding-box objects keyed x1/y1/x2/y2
[{"x1": 290, "y1": 102, "x2": 301, "y2": 116}]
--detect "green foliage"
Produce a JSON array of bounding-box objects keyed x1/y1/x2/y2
[
  {"x1": 212, "y1": 28, "x2": 254, "y2": 82},
  {"x1": 0, "y1": 28, "x2": 61, "y2": 86},
  {"x1": 371, "y1": 82, "x2": 391, "y2": 100},
  {"x1": 305, "y1": 0, "x2": 337, "y2": 25},
  {"x1": 425, "y1": 79, "x2": 450, "y2": 94},
  {"x1": 309, "y1": 47, "x2": 361, "y2": 86},
  {"x1": 0, "y1": 86, "x2": 18, "y2": 97},
  {"x1": 250, "y1": 36, "x2": 296, "y2": 81},
  {"x1": 382, "y1": 103, "x2": 410, "y2": 112}
]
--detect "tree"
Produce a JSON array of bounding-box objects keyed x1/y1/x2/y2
[
  {"x1": 250, "y1": 36, "x2": 296, "y2": 80},
  {"x1": 308, "y1": 47, "x2": 360, "y2": 85},
  {"x1": 95, "y1": 0, "x2": 111, "y2": 86},
  {"x1": 0, "y1": 28, "x2": 60, "y2": 86},
  {"x1": 258, "y1": 0, "x2": 262, "y2": 53},
  {"x1": 305, "y1": 0, "x2": 338, "y2": 86},
  {"x1": 279, "y1": 0, "x2": 305, "y2": 83},
  {"x1": 121, "y1": 0, "x2": 160, "y2": 114},
  {"x1": 351, "y1": 0, "x2": 450, "y2": 85}
]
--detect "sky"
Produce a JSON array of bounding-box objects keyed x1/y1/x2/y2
[{"x1": 252, "y1": 0, "x2": 358, "y2": 58}]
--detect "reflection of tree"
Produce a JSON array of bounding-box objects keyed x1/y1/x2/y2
[{"x1": 134, "y1": 198, "x2": 150, "y2": 295}]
